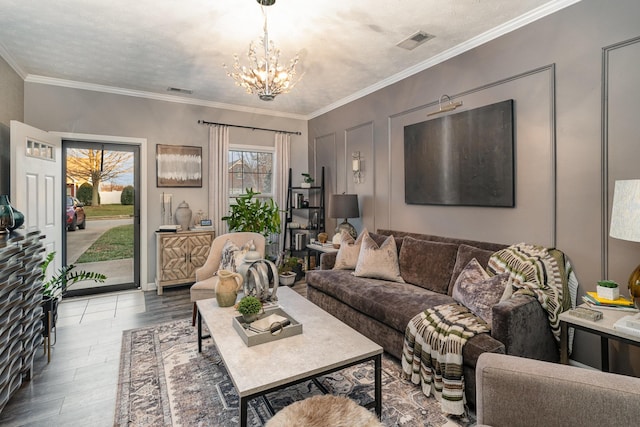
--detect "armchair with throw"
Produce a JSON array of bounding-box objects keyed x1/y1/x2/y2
[{"x1": 190, "y1": 232, "x2": 266, "y2": 324}]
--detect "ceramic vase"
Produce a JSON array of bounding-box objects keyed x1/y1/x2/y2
[
  {"x1": 0, "y1": 203, "x2": 13, "y2": 234},
  {"x1": 174, "y1": 200, "x2": 192, "y2": 231},
  {"x1": 216, "y1": 269, "x2": 243, "y2": 307}
]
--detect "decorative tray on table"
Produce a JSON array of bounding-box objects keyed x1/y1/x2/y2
[{"x1": 232, "y1": 307, "x2": 303, "y2": 347}]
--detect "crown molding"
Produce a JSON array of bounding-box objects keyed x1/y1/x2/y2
[
  {"x1": 23, "y1": 74, "x2": 308, "y2": 121},
  {"x1": 0, "y1": 41, "x2": 27, "y2": 79},
  {"x1": 308, "y1": 0, "x2": 582, "y2": 119}
]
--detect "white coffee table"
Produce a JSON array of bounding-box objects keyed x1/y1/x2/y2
[{"x1": 196, "y1": 286, "x2": 383, "y2": 427}]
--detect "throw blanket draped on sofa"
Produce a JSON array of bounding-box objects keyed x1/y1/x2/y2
[
  {"x1": 487, "y1": 243, "x2": 578, "y2": 344},
  {"x1": 401, "y1": 303, "x2": 490, "y2": 416}
]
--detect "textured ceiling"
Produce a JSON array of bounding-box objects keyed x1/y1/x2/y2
[{"x1": 0, "y1": 0, "x2": 576, "y2": 118}]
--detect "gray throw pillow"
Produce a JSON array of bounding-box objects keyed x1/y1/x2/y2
[
  {"x1": 452, "y1": 258, "x2": 512, "y2": 327},
  {"x1": 353, "y1": 233, "x2": 404, "y2": 282}
]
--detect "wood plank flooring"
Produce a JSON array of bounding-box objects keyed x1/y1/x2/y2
[{"x1": 0, "y1": 282, "x2": 307, "y2": 426}]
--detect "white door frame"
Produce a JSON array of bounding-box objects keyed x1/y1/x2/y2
[{"x1": 52, "y1": 132, "x2": 150, "y2": 290}]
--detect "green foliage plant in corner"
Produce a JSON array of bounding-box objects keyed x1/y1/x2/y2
[
  {"x1": 41, "y1": 251, "x2": 107, "y2": 299},
  {"x1": 222, "y1": 188, "x2": 281, "y2": 238}
]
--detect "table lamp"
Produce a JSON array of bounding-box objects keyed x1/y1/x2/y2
[
  {"x1": 609, "y1": 179, "x2": 640, "y2": 309},
  {"x1": 329, "y1": 194, "x2": 359, "y2": 239}
]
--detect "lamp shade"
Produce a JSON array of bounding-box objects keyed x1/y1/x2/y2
[
  {"x1": 329, "y1": 194, "x2": 359, "y2": 219},
  {"x1": 610, "y1": 179, "x2": 640, "y2": 242}
]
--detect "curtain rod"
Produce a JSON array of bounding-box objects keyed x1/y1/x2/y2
[{"x1": 197, "y1": 120, "x2": 302, "y2": 136}]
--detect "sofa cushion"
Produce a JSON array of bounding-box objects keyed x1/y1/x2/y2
[
  {"x1": 354, "y1": 233, "x2": 404, "y2": 282},
  {"x1": 447, "y1": 244, "x2": 498, "y2": 295},
  {"x1": 306, "y1": 269, "x2": 455, "y2": 332},
  {"x1": 333, "y1": 229, "x2": 367, "y2": 270},
  {"x1": 452, "y1": 259, "x2": 512, "y2": 327},
  {"x1": 398, "y1": 236, "x2": 459, "y2": 293}
]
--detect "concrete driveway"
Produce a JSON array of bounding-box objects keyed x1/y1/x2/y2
[
  {"x1": 65, "y1": 218, "x2": 135, "y2": 291},
  {"x1": 66, "y1": 218, "x2": 133, "y2": 263}
]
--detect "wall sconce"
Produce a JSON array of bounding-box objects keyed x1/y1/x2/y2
[{"x1": 352, "y1": 151, "x2": 363, "y2": 184}]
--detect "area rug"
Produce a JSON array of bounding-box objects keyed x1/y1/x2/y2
[{"x1": 115, "y1": 319, "x2": 476, "y2": 426}]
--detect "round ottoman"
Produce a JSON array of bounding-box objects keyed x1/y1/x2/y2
[{"x1": 266, "y1": 395, "x2": 383, "y2": 427}]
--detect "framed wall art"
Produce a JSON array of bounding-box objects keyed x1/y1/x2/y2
[{"x1": 156, "y1": 144, "x2": 202, "y2": 188}]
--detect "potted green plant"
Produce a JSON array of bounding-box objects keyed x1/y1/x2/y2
[
  {"x1": 278, "y1": 256, "x2": 302, "y2": 286},
  {"x1": 41, "y1": 251, "x2": 107, "y2": 336},
  {"x1": 301, "y1": 173, "x2": 314, "y2": 188},
  {"x1": 237, "y1": 295, "x2": 263, "y2": 323},
  {"x1": 596, "y1": 280, "x2": 619, "y2": 301},
  {"x1": 222, "y1": 188, "x2": 281, "y2": 238}
]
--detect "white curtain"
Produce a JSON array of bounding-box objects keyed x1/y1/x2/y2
[
  {"x1": 208, "y1": 125, "x2": 230, "y2": 236},
  {"x1": 274, "y1": 132, "x2": 291, "y2": 252}
]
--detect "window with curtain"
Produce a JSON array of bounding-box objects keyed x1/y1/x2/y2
[{"x1": 228, "y1": 147, "x2": 274, "y2": 202}]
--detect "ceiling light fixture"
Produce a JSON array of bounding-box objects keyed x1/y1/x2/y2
[
  {"x1": 224, "y1": 0, "x2": 301, "y2": 101},
  {"x1": 427, "y1": 94, "x2": 463, "y2": 116}
]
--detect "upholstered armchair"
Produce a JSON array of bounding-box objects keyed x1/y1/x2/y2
[
  {"x1": 475, "y1": 353, "x2": 640, "y2": 426},
  {"x1": 190, "y1": 232, "x2": 266, "y2": 324}
]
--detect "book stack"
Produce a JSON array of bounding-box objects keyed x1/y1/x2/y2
[{"x1": 583, "y1": 291, "x2": 636, "y2": 311}]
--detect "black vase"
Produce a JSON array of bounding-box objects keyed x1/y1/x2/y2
[{"x1": 0, "y1": 195, "x2": 24, "y2": 231}]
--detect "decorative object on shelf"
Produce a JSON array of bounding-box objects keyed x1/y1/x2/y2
[
  {"x1": 160, "y1": 192, "x2": 173, "y2": 225},
  {"x1": 317, "y1": 232, "x2": 328, "y2": 244},
  {"x1": 175, "y1": 200, "x2": 193, "y2": 230},
  {"x1": 156, "y1": 144, "x2": 202, "y2": 188},
  {"x1": 329, "y1": 193, "x2": 359, "y2": 239},
  {"x1": 215, "y1": 269, "x2": 244, "y2": 307},
  {"x1": 609, "y1": 179, "x2": 640, "y2": 309},
  {"x1": 222, "y1": 188, "x2": 281, "y2": 238},
  {"x1": 427, "y1": 94, "x2": 463, "y2": 117},
  {"x1": 0, "y1": 195, "x2": 24, "y2": 231},
  {"x1": 224, "y1": 0, "x2": 302, "y2": 101},
  {"x1": 237, "y1": 295, "x2": 263, "y2": 323},
  {"x1": 193, "y1": 209, "x2": 204, "y2": 226},
  {"x1": 352, "y1": 151, "x2": 363, "y2": 184},
  {"x1": 301, "y1": 173, "x2": 314, "y2": 188},
  {"x1": 597, "y1": 280, "x2": 620, "y2": 301}
]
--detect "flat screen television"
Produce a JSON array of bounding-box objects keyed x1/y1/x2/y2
[{"x1": 403, "y1": 99, "x2": 514, "y2": 207}]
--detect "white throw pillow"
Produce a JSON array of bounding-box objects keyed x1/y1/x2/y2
[
  {"x1": 219, "y1": 239, "x2": 254, "y2": 273},
  {"x1": 333, "y1": 229, "x2": 368, "y2": 270},
  {"x1": 353, "y1": 233, "x2": 404, "y2": 282}
]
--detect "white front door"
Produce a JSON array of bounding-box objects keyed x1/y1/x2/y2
[{"x1": 10, "y1": 120, "x2": 62, "y2": 270}]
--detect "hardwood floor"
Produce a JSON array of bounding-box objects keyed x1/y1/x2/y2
[{"x1": 0, "y1": 282, "x2": 307, "y2": 426}]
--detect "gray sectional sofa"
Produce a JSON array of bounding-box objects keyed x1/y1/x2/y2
[{"x1": 305, "y1": 229, "x2": 559, "y2": 406}]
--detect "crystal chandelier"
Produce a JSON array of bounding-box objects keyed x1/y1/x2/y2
[{"x1": 225, "y1": 0, "x2": 301, "y2": 101}]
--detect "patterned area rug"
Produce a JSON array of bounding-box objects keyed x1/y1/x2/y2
[{"x1": 115, "y1": 319, "x2": 476, "y2": 426}]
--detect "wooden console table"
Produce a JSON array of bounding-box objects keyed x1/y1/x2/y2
[{"x1": 155, "y1": 230, "x2": 214, "y2": 295}]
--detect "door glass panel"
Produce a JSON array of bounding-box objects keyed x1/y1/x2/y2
[{"x1": 63, "y1": 142, "x2": 139, "y2": 296}]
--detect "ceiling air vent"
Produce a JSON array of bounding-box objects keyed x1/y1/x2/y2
[
  {"x1": 167, "y1": 87, "x2": 193, "y2": 95},
  {"x1": 396, "y1": 31, "x2": 435, "y2": 50}
]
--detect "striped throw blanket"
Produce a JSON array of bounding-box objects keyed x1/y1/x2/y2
[
  {"x1": 487, "y1": 243, "x2": 578, "y2": 344},
  {"x1": 401, "y1": 303, "x2": 490, "y2": 416}
]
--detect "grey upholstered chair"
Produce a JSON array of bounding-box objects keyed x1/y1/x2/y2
[
  {"x1": 190, "y1": 232, "x2": 266, "y2": 325},
  {"x1": 475, "y1": 353, "x2": 640, "y2": 426}
]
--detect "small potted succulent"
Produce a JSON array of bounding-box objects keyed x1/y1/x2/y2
[
  {"x1": 237, "y1": 295, "x2": 263, "y2": 323},
  {"x1": 278, "y1": 256, "x2": 302, "y2": 286},
  {"x1": 597, "y1": 280, "x2": 619, "y2": 301},
  {"x1": 300, "y1": 173, "x2": 314, "y2": 188}
]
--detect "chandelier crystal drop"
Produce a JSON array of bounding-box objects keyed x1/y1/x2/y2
[{"x1": 225, "y1": 0, "x2": 301, "y2": 101}]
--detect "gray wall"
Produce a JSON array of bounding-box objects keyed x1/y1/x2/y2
[
  {"x1": 309, "y1": 0, "x2": 640, "y2": 373},
  {"x1": 0, "y1": 56, "x2": 23, "y2": 195},
  {"x1": 24, "y1": 83, "x2": 307, "y2": 289},
  {"x1": 0, "y1": 56, "x2": 23, "y2": 126}
]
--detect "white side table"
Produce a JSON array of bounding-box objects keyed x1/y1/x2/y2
[
  {"x1": 306, "y1": 243, "x2": 338, "y2": 269},
  {"x1": 559, "y1": 304, "x2": 640, "y2": 371}
]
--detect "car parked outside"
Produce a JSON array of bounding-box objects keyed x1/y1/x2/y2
[{"x1": 66, "y1": 196, "x2": 86, "y2": 231}]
